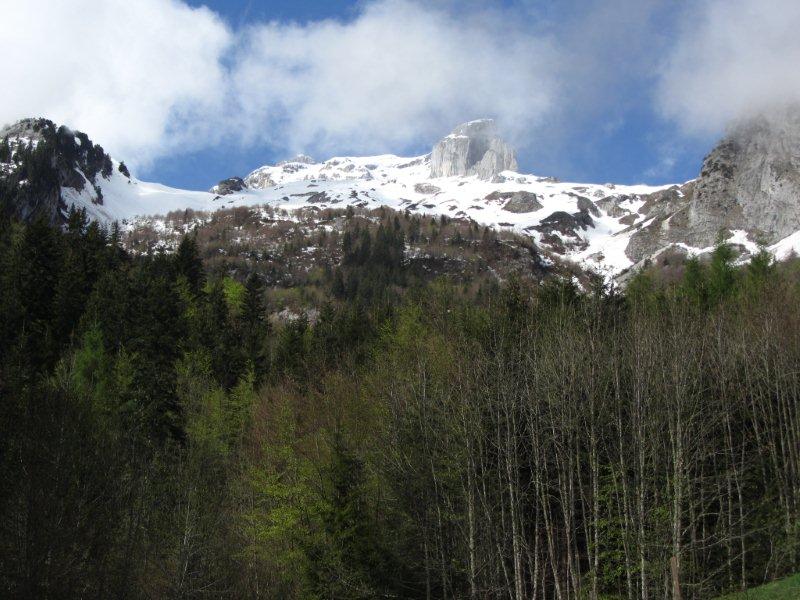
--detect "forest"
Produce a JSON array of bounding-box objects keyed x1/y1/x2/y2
[{"x1": 0, "y1": 208, "x2": 799, "y2": 599}]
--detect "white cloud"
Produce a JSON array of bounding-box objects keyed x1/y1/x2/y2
[
  {"x1": 657, "y1": 0, "x2": 800, "y2": 135},
  {"x1": 0, "y1": 0, "x2": 561, "y2": 166},
  {"x1": 0, "y1": 0, "x2": 231, "y2": 167},
  {"x1": 228, "y1": 0, "x2": 558, "y2": 156}
]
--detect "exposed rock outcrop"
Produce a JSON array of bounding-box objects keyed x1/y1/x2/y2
[
  {"x1": 244, "y1": 169, "x2": 276, "y2": 189},
  {"x1": 0, "y1": 118, "x2": 113, "y2": 224},
  {"x1": 624, "y1": 108, "x2": 800, "y2": 265},
  {"x1": 210, "y1": 176, "x2": 246, "y2": 196},
  {"x1": 414, "y1": 183, "x2": 441, "y2": 195},
  {"x1": 430, "y1": 119, "x2": 518, "y2": 180},
  {"x1": 278, "y1": 154, "x2": 315, "y2": 166},
  {"x1": 682, "y1": 109, "x2": 800, "y2": 246},
  {"x1": 484, "y1": 190, "x2": 543, "y2": 213},
  {"x1": 625, "y1": 183, "x2": 695, "y2": 263}
]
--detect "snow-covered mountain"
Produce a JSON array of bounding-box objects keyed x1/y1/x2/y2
[{"x1": 4, "y1": 115, "x2": 800, "y2": 280}]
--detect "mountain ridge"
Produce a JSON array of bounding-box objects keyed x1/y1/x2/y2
[{"x1": 4, "y1": 114, "x2": 800, "y2": 280}]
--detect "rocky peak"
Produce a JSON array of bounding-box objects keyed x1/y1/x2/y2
[
  {"x1": 688, "y1": 106, "x2": 800, "y2": 246},
  {"x1": 430, "y1": 119, "x2": 518, "y2": 180},
  {"x1": 1, "y1": 117, "x2": 50, "y2": 142},
  {"x1": 1, "y1": 118, "x2": 114, "y2": 224}
]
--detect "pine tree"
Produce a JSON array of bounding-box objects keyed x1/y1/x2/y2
[
  {"x1": 240, "y1": 273, "x2": 269, "y2": 378},
  {"x1": 708, "y1": 242, "x2": 736, "y2": 303},
  {"x1": 681, "y1": 255, "x2": 707, "y2": 306},
  {"x1": 331, "y1": 268, "x2": 346, "y2": 299},
  {"x1": 309, "y1": 430, "x2": 394, "y2": 599},
  {"x1": 0, "y1": 136, "x2": 10, "y2": 163},
  {"x1": 175, "y1": 234, "x2": 205, "y2": 295}
]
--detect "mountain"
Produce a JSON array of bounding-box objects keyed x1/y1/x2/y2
[
  {"x1": 0, "y1": 118, "x2": 214, "y2": 225},
  {"x1": 4, "y1": 114, "x2": 800, "y2": 280},
  {"x1": 0, "y1": 118, "x2": 117, "y2": 224},
  {"x1": 626, "y1": 107, "x2": 800, "y2": 269}
]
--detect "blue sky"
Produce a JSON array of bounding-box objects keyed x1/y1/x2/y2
[
  {"x1": 186, "y1": 0, "x2": 359, "y2": 25},
  {"x1": 7, "y1": 0, "x2": 793, "y2": 191}
]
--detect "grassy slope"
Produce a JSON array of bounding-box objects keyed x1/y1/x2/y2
[{"x1": 715, "y1": 573, "x2": 800, "y2": 599}]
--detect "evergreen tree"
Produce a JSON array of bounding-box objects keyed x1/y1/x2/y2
[
  {"x1": 0, "y1": 137, "x2": 10, "y2": 163},
  {"x1": 175, "y1": 234, "x2": 205, "y2": 295},
  {"x1": 240, "y1": 273, "x2": 270, "y2": 378},
  {"x1": 708, "y1": 242, "x2": 737, "y2": 303},
  {"x1": 681, "y1": 255, "x2": 708, "y2": 306}
]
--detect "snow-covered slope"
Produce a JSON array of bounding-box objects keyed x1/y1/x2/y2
[
  {"x1": 69, "y1": 168, "x2": 219, "y2": 223},
  {"x1": 7, "y1": 116, "x2": 800, "y2": 279},
  {"x1": 7, "y1": 121, "x2": 669, "y2": 277},
  {"x1": 215, "y1": 152, "x2": 675, "y2": 276},
  {"x1": 0, "y1": 117, "x2": 719, "y2": 278},
  {"x1": 79, "y1": 151, "x2": 674, "y2": 276}
]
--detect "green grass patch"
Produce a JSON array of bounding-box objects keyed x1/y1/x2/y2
[{"x1": 715, "y1": 573, "x2": 800, "y2": 599}]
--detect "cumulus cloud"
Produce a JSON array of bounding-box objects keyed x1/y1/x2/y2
[
  {"x1": 0, "y1": 0, "x2": 563, "y2": 166},
  {"x1": 0, "y1": 0, "x2": 232, "y2": 167},
  {"x1": 229, "y1": 0, "x2": 558, "y2": 156},
  {"x1": 658, "y1": 0, "x2": 800, "y2": 135}
]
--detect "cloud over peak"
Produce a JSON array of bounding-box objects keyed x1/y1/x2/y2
[
  {"x1": 658, "y1": 0, "x2": 800, "y2": 135},
  {"x1": 230, "y1": 0, "x2": 557, "y2": 156},
  {"x1": 0, "y1": 0, "x2": 232, "y2": 166}
]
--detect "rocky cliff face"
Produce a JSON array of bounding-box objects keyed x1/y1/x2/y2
[
  {"x1": 625, "y1": 107, "x2": 800, "y2": 265},
  {"x1": 0, "y1": 118, "x2": 119, "y2": 224},
  {"x1": 430, "y1": 119, "x2": 518, "y2": 180},
  {"x1": 688, "y1": 108, "x2": 800, "y2": 246}
]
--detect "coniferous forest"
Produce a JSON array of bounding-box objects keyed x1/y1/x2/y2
[{"x1": 1, "y1": 210, "x2": 799, "y2": 599}]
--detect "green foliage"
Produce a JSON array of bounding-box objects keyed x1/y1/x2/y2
[
  {"x1": 335, "y1": 219, "x2": 407, "y2": 302},
  {"x1": 273, "y1": 313, "x2": 311, "y2": 380},
  {"x1": 175, "y1": 234, "x2": 205, "y2": 295},
  {"x1": 708, "y1": 242, "x2": 737, "y2": 302},
  {"x1": 681, "y1": 255, "x2": 708, "y2": 306},
  {"x1": 745, "y1": 247, "x2": 774, "y2": 292},
  {"x1": 714, "y1": 572, "x2": 800, "y2": 600},
  {"x1": 625, "y1": 269, "x2": 663, "y2": 311},
  {"x1": 0, "y1": 136, "x2": 10, "y2": 163},
  {"x1": 221, "y1": 275, "x2": 245, "y2": 315}
]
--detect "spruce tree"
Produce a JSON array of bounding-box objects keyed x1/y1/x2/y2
[
  {"x1": 175, "y1": 234, "x2": 205, "y2": 295},
  {"x1": 240, "y1": 273, "x2": 269, "y2": 378}
]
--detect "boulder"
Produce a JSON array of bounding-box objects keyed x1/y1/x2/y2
[{"x1": 414, "y1": 183, "x2": 441, "y2": 195}]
